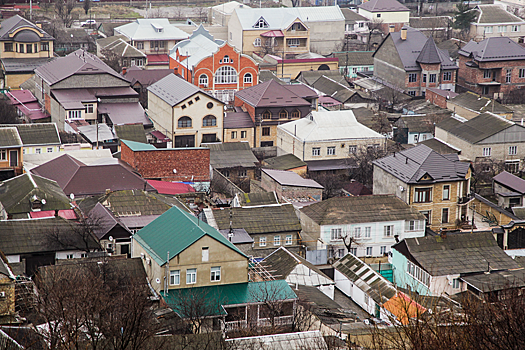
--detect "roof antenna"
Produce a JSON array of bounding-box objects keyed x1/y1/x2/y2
[{"x1": 228, "y1": 207, "x2": 234, "y2": 242}]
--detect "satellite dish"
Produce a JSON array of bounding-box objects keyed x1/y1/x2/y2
[
  {"x1": 155, "y1": 278, "x2": 161, "y2": 284},
  {"x1": 41, "y1": 199, "x2": 47, "y2": 205},
  {"x1": 173, "y1": 169, "x2": 177, "y2": 174},
  {"x1": 70, "y1": 193, "x2": 75, "y2": 200},
  {"x1": 108, "y1": 236, "x2": 114, "y2": 242}
]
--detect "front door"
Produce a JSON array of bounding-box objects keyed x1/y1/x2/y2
[{"x1": 9, "y1": 150, "x2": 18, "y2": 167}]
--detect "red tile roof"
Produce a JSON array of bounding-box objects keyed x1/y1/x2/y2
[{"x1": 147, "y1": 180, "x2": 196, "y2": 195}]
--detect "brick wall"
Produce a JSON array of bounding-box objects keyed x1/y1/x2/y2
[
  {"x1": 426, "y1": 89, "x2": 447, "y2": 108},
  {"x1": 121, "y1": 143, "x2": 210, "y2": 182}
]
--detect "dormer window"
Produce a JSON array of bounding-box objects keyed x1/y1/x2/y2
[{"x1": 253, "y1": 17, "x2": 269, "y2": 29}]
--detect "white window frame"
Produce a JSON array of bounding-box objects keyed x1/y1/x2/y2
[
  {"x1": 186, "y1": 269, "x2": 197, "y2": 284},
  {"x1": 384, "y1": 225, "x2": 393, "y2": 237},
  {"x1": 366, "y1": 247, "x2": 373, "y2": 256},
  {"x1": 274, "y1": 235, "x2": 281, "y2": 246},
  {"x1": 512, "y1": 25, "x2": 520, "y2": 32},
  {"x1": 47, "y1": 147, "x2": 53, "y2": 153},
  {"x1": 354, "y1": 227, "x2": 361, "y2": 238},
  {"x1": 202, "y1": 247, "x2": 209, "y2": 262},
  {"x1": 35, "y1": 148, "x2": 41, "y2": 154},
  {"x1": 452, "y1": 278, "x2": 460, "y2": 289},
  {"x1": 199, "y1": 74, "x2": 208, "y2": 86},
  {"x1": 443, "y1": 185, "x2": 450, "y2": 200},
  {"x1": 287, "y1": 38, "x2": 300, "y2": 47},
  {"x1": 210, "y1": 267, "x2": 221, "y2": 282},
  {"x1": 254, "y1": 38, "x2": 261, "y2": 47},
  {"x1": 259, "y1": 237, "x2": 266, "y2": 247},
  {"x1": 170, "y1": 270, "x2": 180, "y2": 285},
  {"x1": 509, "y1": 145, "x2": 518, "y2": 155},
  {"x1": 380, "y1": 246, "x2": 387, "y2": 254},
  {"x1": 285, "y1": 235, "x2": 293, "y2": 245},
  {"x1": 483, "y1": 147, "x2": 492, "y2": 157},
  {"x1": 331, "y1": 228, "x2": 342, "y2": 241},
  {"x1": 244, "y1": 73, "x2": 253, "y2": 84},
  {"x1": 136, "y1": 41, "x2": 144, "y2": 49},
  {"x1": 498, "y1": 25, "x2": 507, "y2": 33},
  {"x1": 408, "y1": 73, "x2": 417, "y2": 83},
  {"x1": 85, "y1": 104, "x2": 94, "y2": 114},
  {"x1": 327, "y1": 146, "x2": 336, "y2": 155},
  {"x1": 312, "y1": 147, "x2": 321, "y2": 156},
  {"x1": 429, "y1": 74, "x2": 436, "y2": 83},
  {"x1": 484, "y1": 26, "x2": 493, "y2": 34},
  {"x1": 483, "y1": 70, "x2": 492, "y2": 79},
  {"x1": 215, "y1": 66, "x2": 238, "y2": 84},
  {"x1": 349, "y1": 145, "x2": 357, "y2": 154},
  {"x1": 241, "y1": 130, "x2": 247, "y2": 139},
  {"x1": 365, "y1": 226, "x2": 371, "y2": 238},
  {"x1": 407, "y1": 260, "x2": 431, "y2": 287},
  {"x1": 520, "y1": 68, "x2": 525, "y2": 78},
  {"x1": 350, "y1": 247, "x2": 357, "y2": 255},
  {"x1": 67, "y1": 110, "x2": 82, "y2": 119}
]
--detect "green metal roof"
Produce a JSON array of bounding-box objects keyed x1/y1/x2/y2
[
  {"x1": 121, "y1": 139, "x2": 157, "y2": 151},
  {"x1": 133, "y1": 205, "x2": 247, "y2": 266},
  {"x1": 161, "y1": 280, "x2": 297, "y2": 318}
]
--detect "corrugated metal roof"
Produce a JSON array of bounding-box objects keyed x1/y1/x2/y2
[
  {"x1": 448, "y1": 91, "x2": 512, "y2": 115},
  {"x1": 115, "y1": 124, "x2": 147, "y2": 144},
  {"x1": 0, "y1": 123, "x2": 59, "y2": 146},
  {"x1": 236, "y1": 191, "x2": 279, "y2": 207},
  {"x1": 300, "y1": 195, "x2": 425, "y2": 225},
  {"x1": 359, "y1": 0, "x2": 409, "y2": 12},
  {"x1": 474, "y1": 4, "x2": 524, "y2": 24},
  {"x1": 147, "y1": 73, "x2": 201, "y2": 107},
  {"x1": 204, "y1": 142, "x2": 258, "y2": 169},
  {"x1": 462, "y1": 269, "x2": 525, "y2": 293},
  {"x1": 436, "y1": 112, "x2": 514, "y2": 144},
  {"x1": 494, "y1": 171, "x2": 525, "y2": 194},
  {"x1": 115, "y1": 18, "x2": 188, "y2": 41},
  {"x1": 262, "y1": 168, "x2": 323, "y2": 189},
  {"x1": 263, "y1": 154, "x2": 307, "y2": 171},
  {"x1": 97, "y1": 102, "x2": 151, "y2": 126}
]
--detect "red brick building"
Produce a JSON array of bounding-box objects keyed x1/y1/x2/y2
[
  {"x1": 458, "y1": 37, "x2": 525, "y2": 99},
  {"x1": 425, "y1": 87, "x2": 459, "y2": 109},
  {"x1": 169, "y1": 25, "x2": 258, "y2": 103},
  {"x1": 120, "y1": 140, "x2": 210, "y2": 185}
]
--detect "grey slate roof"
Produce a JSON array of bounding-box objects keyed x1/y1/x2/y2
[
  {"x1": 334, "y1": 253, "x2": 397, "y2": 306},
  {"x1": 1, "y1": 57, "x2": 55, "y2": 73},
  {"x1": 341, "y1": 8, "x2": 369, "y2": 23},
  {"x1": 358, "y1": 0, "x2": 409, "y2": 12},
  {"x1": 0, "y1": 173, "x2": 71, "y2": 215},
  {"x1": 312, "y1": 76, "x2": 357, "y2": 104},
  {"x1": 419, "y1": 138, "x2": 460, "y2": 155},
  {"x1": 448, "y1": 91, "x2": 513, "y2": 115},
  {"x1": 375, "y1": 27, "x2": 458, "y2": 72},
  {"x1": 295, "y1": 69, "x2": 346, "y2": 86},
  {"x1": 373, "y1": 144, "x2": 470, "y2": 184},
  {"x1": 300, "y1": 195, "x2": 425, "y2": 226},
  {"x1": 123, "y1": 66, "x2": 174, "y2": 87},
  {"x1": 213, "y1": 204, "x2": 302, "y2": 234},
  {"x1": 461, "y1": 269, "x2": 525, "y2": 293},
  {"x1": 223, "y1": 111, "x2": 254, "y2": 129},
  {"x1": 330, "y1": 51, "x2": 374, "y2": 67},
  {"x1": 263, "y1": 246, "x2": 333, "y2": 282},
  {"x1": 203, "y1": 142, "x2": 258, "y2": 169},
  {"x1": 493, "y1": 171, "x2": 525, "y2": 194},
  {"x1": 459, "y1": 37, "x2": 525, "y2": 62},
  {"x1": 0, "y1": 123, "x2": 59, "y2": 146},
  {"x1": 0, "y1": 15, "x2": 54, "y2": 41},
  {"x1": 0, "y1": 127, "x2": 22, "y2": 148},
  {"x1": 262, "y1": 168, "x2": 324, "y2": 189},
  {"x1": 473, "y1": 5, "x2": 524, "y2": 24},
  {"x1": 398, "y1": 232, "x2": 520, "y2": 276},
  {"x1": 147, "y1": 73, "x2": 202, "y2": 107},
  {"x1": 263, "y1": 154, "x2": 307, "y2": 171},
  {"x1": 218, "y1": 228, "x2": 254, "y2": 244},
  {"x1": 436, "y1": 112, "x2": 515, "y2": 144}
]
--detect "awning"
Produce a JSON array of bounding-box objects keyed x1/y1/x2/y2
[
  {"x1": 151, "y1": 130, "x2": 170, "y2": 142},
  {"x1": 260, "y1": 30, "x2": 284, "y2": 38},
  {"x1": 147, "y1": 54, "x2": 169, "y2": 65}
]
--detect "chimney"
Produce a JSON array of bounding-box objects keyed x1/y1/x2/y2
[
  {"x1": 401, "y1": 27, "x2": 407, "y2": 40},
  {"x1": 389, "y1": 25, "x2": 395, "y2": 33},
  {"x1": 173, "y1": 67, "x2": 179, "y2": 75},
  {"x1": 122, "y1": 67, "x2": 127, "y2": 75}
]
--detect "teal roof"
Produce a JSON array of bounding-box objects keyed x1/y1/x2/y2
[
  {"x1": 121, "y1": 139, "x2": 157, "y2": 151},
  {"x1": 133, "y1": 205, "x2": 247, "y2": 266},
  {"x1": 161, "y1": 280, "x2": 297, "y2": 318}
]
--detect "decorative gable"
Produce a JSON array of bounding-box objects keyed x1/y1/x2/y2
[{"x1": 253, "y1": 17, "x2": 269, "y2": 29}]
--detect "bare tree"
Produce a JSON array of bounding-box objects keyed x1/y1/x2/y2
[
  {"x1": 83, "y1": 0, "x2": 91, "y2": 15},
  {"x1": 307, "y1": 172, "x2": 348, "y2": 199},
  {"x1": 100, "y1": 47, "x2": 124, "y2": 73},
  {"x1": 471, "y1": 159, "x2": 505, "y2": 194},
  {"x1": 45, "y1": 216, "x2": 101, "y2": 253},
  {"x1": 0, "y1": 97, "x2": 20, "y2": 124},
  {"x1": 55, "y1": 0, "x2": 76, "y2": 28},
  {"x1": 347, "y1": 144, "x2": 400, "y2": 190}
]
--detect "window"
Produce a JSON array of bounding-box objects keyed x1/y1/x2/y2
[
  {"x1": 244, "y1": 73, "x2": 253, "y2": 84},
  {"x1": 442, "y1": 208, "x2": 449, "y2": 223},
  {"x1": 384, "y1": 225, "x2": 393, "y2": 237},
  {"x1": 443, "y1": 71, "x2": 452, "y2": 81},
  {"x1": 188, "y1": 100, "x2": 193, "y2": 106},
  {"x1": 195, "y1": 96, "x2": 200, "y2": 101},
  {"x1": 47, "y1": 147, "x2": 53, "y2": 153},
  {"x1": 483, "y1": 147, "x2": 492, "y2": 157},
  {"x1": 207, "y1": 102, "x2": 214, "y2": 109},
  {"x1": 0, "y1": 150, "x2": 5, "y2": 161},
  {"x1": 349, "y1": 145, "x2": 357, "y2": 154},
  {"x1": 241, "y1": 130, "x2": 247, "y2": 139},
  {"x1": 520, "y1": 69, "x2": 525, "y2": 78},
  {"x1": 354, "y1": 227, "x2": 361, "y2": 238},
  {"x1": 380, "y1": 246, "x2": 387, "y2": 255},
  {"x1": 422, "y1": 74, "x2": 427, "y2": 83},
  {"x1": 66, "y1": 254, "x2": 74, "y2": 259},
  {"x1": 350, "y1": 248, "x2": 357, "y2": 255},
  {"x1": 181, "y1": 104, "x2": 187, "y2": 110},
  {"x1": 429, "y1": 74, "x2": 436, "y2": 83},
  {"x1": 222, "y1": 55, "x2": 230, "y2": 63},
  {"x1": 186, "y1": 269, "x2": 197, "y2": 284},
  {"x1": 312, "y1": 147, "x2": 321, "y2": 156},
  {"x1": 331, "y1": 228, "x2": 342, "y2": 241},
  {"x1": 291, "y1": 22, "x2": 303, "y2": 31},
  {"x1": 262, "y1": 110, "x2": 271, "y2": 119},
  {"x1": 443, "y1": 185, "x2": 450, "y2": 200},
  {"x1": 498, "y1": 25, "x2": 507, "y2": 33},
  {"x1": 365, "y1": 226, "x2": 371, "y2": 238},
  {"x1": 408, "y1": 73, "x2": 417, "y2": 83},
  {"x1": 274, "y1": 235, "x2": 281, "y2": 246},
  {"x1": 262, "y1": 127, "x2": 270, "y2": 136},
  {"x1": 259, "y1": 237, "x2": 267, "y2": 246},
  {"x1": 338, "y1": 249, "x2": 345, "y2": 258},
  {"x1": 408, "y1": 91, "x2": 416, "y2": 97},
  {"x1": 211, "y1": 267, "x2": 221, "y2": 281},
  {"x1": 26, "y1": 44, "x2": 32, "y2": 53},
  {"x1": 359, "y1": 22, "x2": 364, "y2": 28},
  {"x1": 199, "y1": 74, "x2": 208, "y2": 86},
  {"x1": 506, "y1": 69, "x2": 512, "y2": 83},
  {"x1": 85, "y1": 104, "x2": 94, "y2": 114},
  {"x1": 452, "y1": 278, "x2": 460, "y2": 289},
  {"x1": 136, "y1": 41, "x2": 144, "y2": 49},
  {"x1": 377, "y1": 13, "x2": 381, "y2": 18},
  {"x1": 506, "y1": 160, "x2": 520, "y2": 174},
  {"x1": 254, "y1": 17, "x2": 269, "y2": 28},
  {"x1": 279, "y1": 109, "x2": 288, "y2": 119},
  {"x1": 202, "y1": 247, "x2": 209, "y2": 262},
  {"x1": 238, "y1": 169, "x2": 247, "y2": 177},
  {"x1": 512, "y1": 25, "x2": 520, "y2": 32},
  {"x1": 509, "y1": 145, "x2": 518, "y2": 155},
  {"x1": 414, "y1": 188, "x2": 432, "y2": 203},
  {"x1": 291, "y1": 110, "x2": 300, "y2": 119},
  {"x1": 178, "y1": 116, "x2": 192, "y2": 128},
  {"x1": 287, "y1": 38, "x2": 300, "y2": 47},
  {"x1": 215, "y1": 66, "x2": 238, "y2": 84},
  {"x1": 4, "y1": 43, "x2": 12, "y2": 52},
  {"x1": 485, "y1": 26, "x2": 493, "y2": 34},
  {"x1": 170, "y1": 270, "x2": 180, "y2": 285},
  {"x1": 231, "y1": 131, "x2": 237, "y2": 139},
  {"x1": 326, "y1": 146, "x2": 336, "y2": 156},
  {"x1": 285, "y1": 235, "x2": 292, "y2": 245},
  {"x1": 407, "y1": 260, "x2": 430, "y2": 286},
  {"x1": 366, "y1": 247, "x2": 373, "y2": 256},
  {"x1": 41, "y1": 42, "x2": 49, "y2": 51},
  {"x1": 68, "y1": 110, "x2": 81, "y2": 119},
  {"x1": 203, "y1": 115, "x2": 217, "y2": 127},
  {"x1": 408, "y1": 220, "x2": 421, "y2": 231},
  {"x1": 35, "y1": 148, "x2": 41, "y2": 154},
  {"x1": 254, "y1": 38, "x2": 261, "y2": 47},
  {"x1": 483, "y1": 70, "x2": 492, "y2": 79}
]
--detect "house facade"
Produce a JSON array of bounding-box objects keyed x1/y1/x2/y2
[
  {"x1": 373, "y1": 144, "x2": 472, "y2": 230},
  {"x1": 169, "y1": 25, "x2": 259, "y2": 103},
  {"x1": 0, "y1": 123, "x2": 60, "y2": 155},
  {"x1": 470, "y1": 5, "x2": 525, "y2": 43},
  {"x1": 493, "y1": 171, "x2": 525, "y2": 209},
  {"x1": 300, "y1": 195, "x2": 426, "y2": 259},
  {"x1": 357, "y1": 0, "x2": 410, "y2": 34},
  {"x1": 457, "y1": 37, "x2": 525, "y2": 99},
  {"x1": 261, "y1": 168, "x2": 324, "y2": 202},
  {"x1": 0, "y1": 127, "x2": 23, "y2": 181},
  {"x1": 148, "y1": 73, "x2": 225, "y2": 147},
  {"x1": 373, "y1": 27, "x2": 458, "y2": 97}
]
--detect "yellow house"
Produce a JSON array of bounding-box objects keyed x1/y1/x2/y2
[
  {"x1": 0, "y1": 15, "x2": 55, "y2": 89},
  {"x1": 0, "y1": 127, "x2": 23, "y2": 181}
]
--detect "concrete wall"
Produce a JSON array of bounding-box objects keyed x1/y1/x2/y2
[
  {"x1": 260, "y1": 171, "x2": 323, "y2": 201},
  {"x1": 471, "y1": 23, "x2": 525, "y2": 42},
  {"x1": 372, "y1": 165, "x2": 409, "y2": 202},
  {"x1": 53, "y1": 73, "x2": 129, "y2": 90},
  {"x1": 308, "y1": 20, "x2": 345, "y2": 55},
  {"x1": 373, "y1": 36, "x2": 406, "y2": 88},
  {"x1": 358, "y1": 9, "x2": 410, "y2": 25}
]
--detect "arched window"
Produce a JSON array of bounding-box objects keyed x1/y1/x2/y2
[
  {"x1": 244, "y1": 73, "x2": 253, "y2": 84},
  {"x1": 291, "y1": 109, "x2": 300, "y2": 119},
  {"x1": 215, "y1": 66, "x2": 238, "y2": 84},
  {"x1": 199, "y1": 74, "x2": 208, "y2": 86},
  {"x1": 279, "y1": 109, "x2": 288, "y2": 119},
  {"x1": 178, "y1": 116, "x2": 192, "y2": 128},
  {"x1": 254, "y1": 38, "x2": 261, "y2": 47},
  {"x1": 262, "y1": 110, "x2": 271, "y2": 119},
  {"x1": 203, "y1": 115, "x2": 217, "y2": 127},
  {"x1": 222, "y1": 55, "x2": 230, "y2": 63}
]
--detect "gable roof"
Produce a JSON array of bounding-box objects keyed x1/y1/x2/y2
[
  {"x1": 419, "y1": 137, "x2": 461, "y2": 155},
  {"x1": 437, "y1": 112, "x2": 516, "y2": 144},
  {"x1": 148, "y1": 73, "x2": 219, "y2": 107},
  {"x1": 493, "y1": 171, "x2": 525, "y2": 194},
  {"x1": 88, "y1": 202, "x2": 130, "y2": 239},
  {"x1": 0, "y1": 127, "x2": 22, "y2": 148},
  {"x1": 373, "y1": 144, "x2": 470, "y2": 184},
  {"x1": 0, "y1": 15, "x2": 54, "y2": 41},
  {"x1": 114, "y1": 124, "x2": 147, "y2": 144},
  {"x1": 459, "y1": 37, "x2": 525, "y2": 62},
  {"x1": 300, "y1": 195, "x2": 425, "y2": 225},
  {"x1": 396, "y1": 232, "x2": 520, "y2": 276},
  {"x1": 114, "y1": 18, "x2": 189, "y2": 41},
  {"x1": 359, "y1": 0, "x2": 409, "y2": 12},
  {"x1": 295, "y1": 69, "x2": 346, "y2": 86},
  {"x1": 99, "y1": 37, "x2": 146, "y2": 58},
  {"x1": 170, "y1": 25, "x2": 226, "y2": 68},
  {"x1": 330, "y1": 51, "x2": 374, "y2": 67},
  {"x1": 235, "y1": 80, "x2": 312, "y2": 108},
  {"x1": 262, "y1": 168, "x2": 323, "y2": 189},
  {"x1": 35, "y1": 49, "x2": 127, "y2": 86},
  {"x1": 473, "y1": 5, "x2": 525, "y2": 24},
  {"x1": 134, "y1": 205, "x2": 246, "y2": 266},
  {"x1": 341, "y1": 8, "x2": 369, "y2": 23},
  {"x1": 311, "y1": 76, "x2": 357, "y2": 103},
  {"x1": 213, "y1": 204, "x2": 302, "y2": 234},
  {"x1": 278, "y1": 110, "x2": 385, "y2": 142},
  {"x1": 0, "y1": 123, "x2": 59, "y2": 146},
  {"x1": 223, "y1": 111, "x2": 254, "y2": 129},
  {"x1": 375, "y1": 27, "x2": 458, "y2": 72},
  {"x1": 203, "y1": 142, "x2": 258, "y2": 169},
  {"x1": 0, "y1": 173, "x2": 71, "y2": 215},
  {"x1": 123, "y1": 67, "x2": 174, "y2": 87},
  {"x1": 263, "y1": 153, "x2": 307, "y2": 171},
  {"x1": 447, "y1": 91, "x2": 512, "y2": 115}
]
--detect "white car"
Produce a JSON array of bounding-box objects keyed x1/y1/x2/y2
[{"x1": 81, "y1": 19, "x2": 96, "y2": 27}]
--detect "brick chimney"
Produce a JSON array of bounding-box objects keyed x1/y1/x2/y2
[
  {"x1": 122, "y1": 67, "x2": 127, "y2": 75},
  {"x1": 401, "y1": 27, "x2": 407, "y2": 40},
  {"x1": 389, "y1": 25, "x2": 395, "y2": 33}
]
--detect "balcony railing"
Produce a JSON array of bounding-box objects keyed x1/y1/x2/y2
[{"x1": 224, "y1": 315, "x2": 293, "y2": 331}]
